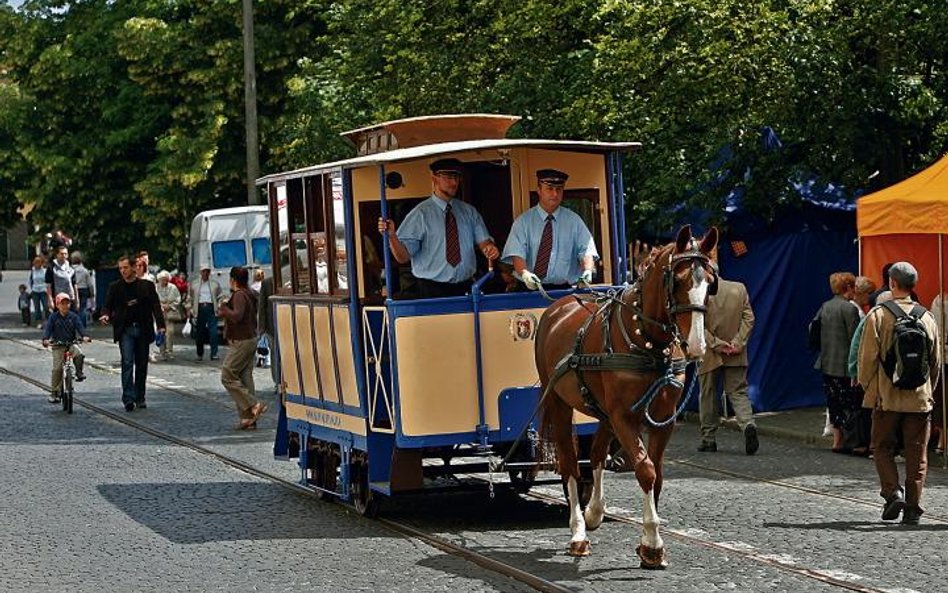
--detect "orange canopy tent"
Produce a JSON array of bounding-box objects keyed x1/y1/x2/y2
[{"x1": 858, "y1": 154, "x2": 948, "y2": 306}]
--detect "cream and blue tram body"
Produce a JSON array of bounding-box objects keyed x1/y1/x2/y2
[{"x1": 258, "y1": 115, "x2": 638, "y2": 514}]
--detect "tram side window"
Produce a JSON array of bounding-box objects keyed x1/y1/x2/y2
[
  {"x1": 283, "y1": 178, "x2": 310, "y2": 293},
  {"x1": 305, "y1": 175, "x2": 330, "y2": 295},
  {"x1": 329, "y1": 173, "x2": 349, "y2": 297},
  {"x1": 529, "y1": 188, "x2": 604, "y2": 284}
]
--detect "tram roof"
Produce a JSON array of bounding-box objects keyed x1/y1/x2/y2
[{"x1": 256, "y1": 138, "x2": 642, "y2": 185}]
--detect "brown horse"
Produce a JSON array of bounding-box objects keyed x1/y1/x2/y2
[{"x1": 535, "y1": 225, "x2": 718, "y2": 567}]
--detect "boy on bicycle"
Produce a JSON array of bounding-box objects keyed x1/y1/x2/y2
[{"x1": 42, "y1": 292, "x2": 91, "y2": 403}]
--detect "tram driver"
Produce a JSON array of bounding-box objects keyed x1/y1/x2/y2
[
  {"x1": 378, "y1": 158, "x2": 500, "y2": 298},
  {"x1": 502, "y1": 169, "x2": 598, "y2": 291}
]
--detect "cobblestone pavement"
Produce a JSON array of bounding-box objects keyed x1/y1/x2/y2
[{"x1": 1, "y1": 270, "x2": 945, "y2": 593}]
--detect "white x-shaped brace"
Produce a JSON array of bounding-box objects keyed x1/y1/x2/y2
[{"x1": 363, "y1": 307, "x2": 395, "y2": 433}]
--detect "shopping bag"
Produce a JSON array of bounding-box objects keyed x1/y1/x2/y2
[{"x1": 182, "y1": 317, "x2": 193, "y2": 339}]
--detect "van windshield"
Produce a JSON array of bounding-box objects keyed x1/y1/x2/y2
[{"x1": 212, "y1": 240, "x2": 248, "y2": 268}]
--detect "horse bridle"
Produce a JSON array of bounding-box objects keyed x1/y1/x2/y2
[{"x1": 617, "y1": 244, "x2": 713, "y2": 356}]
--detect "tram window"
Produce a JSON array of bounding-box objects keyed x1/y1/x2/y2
[
  {"x1": 287, "y1": 178, "x2": 310, "y2": 293},
  {"x1": 305, "y1": 176, "x2": 329, "y2": 295},
  {"x1": 330, "y1": 174, "x2": 349, "y2": 296},
  {"x1": 529, "y1": 188, "x2": 604, "y2": 283}
]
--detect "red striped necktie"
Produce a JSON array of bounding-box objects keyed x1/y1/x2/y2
[
  {"x1": 534, "y1": 214, "x2": 554, "y2": 279},
  {"x1": 445, "y1": 203, "x2": 461, "y2": 267}
]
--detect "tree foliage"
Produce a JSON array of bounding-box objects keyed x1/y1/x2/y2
[{"x1": 2, "y1": 0, "x2": 948, "y2": 264}]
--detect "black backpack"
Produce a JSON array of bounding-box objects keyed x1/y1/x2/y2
[{"x1": 880, "y1": 301, "x2": 932, "y2": 389}]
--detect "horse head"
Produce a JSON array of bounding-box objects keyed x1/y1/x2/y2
[{"x1": 639, "y1": 225, "x2": 718, "y2": 359}]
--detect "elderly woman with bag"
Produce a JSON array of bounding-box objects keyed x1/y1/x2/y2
[{"x1": 156, "y1": 270, "x2": 183, "y2": 360}]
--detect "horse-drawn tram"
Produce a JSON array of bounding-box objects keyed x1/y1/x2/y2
[{"x1": 258, "y1": 113, "x2": 672, "y2": 519}]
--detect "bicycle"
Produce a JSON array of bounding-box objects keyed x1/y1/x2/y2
[{"x1": 50, "y1": 339, "x2": 84, "y2": 414}]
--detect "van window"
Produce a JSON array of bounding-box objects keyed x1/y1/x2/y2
[
  {"x1": 212, "y1": 240, "x2": 248, "y2": 268},
  {"x1": 251, "y1": 238, "x2": 272, "y2": 265}
]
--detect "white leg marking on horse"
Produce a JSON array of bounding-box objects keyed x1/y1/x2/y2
[
  {"x1": 583, "y1": 467, "x2": 606, "y2": 531},
  {"x1": 567, "y1": 477, "x2": 587, "y2": 544},
  {"x1": 641, "y1": 489, "x2": 664, "y2": 551},
  {"x1": 564, "y1": 476, "x2": 592, "y2": 555}
]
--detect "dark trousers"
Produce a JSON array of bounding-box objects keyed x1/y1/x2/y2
[
  {"x1": 871, "y1": 409, "x2": 931, "y2": 510},
  {"x1": 415, "y1": 278, "x2": 472, "y2": 299},
  {"x1": 20, "y1": 307, "x2": 30, "y2": 325},
  {"x1": 195, "y1": 303, "x2": 219, "y2": 357},
  {"x1": 119, "y1": 325, "x2": 151, "y2": 405}
]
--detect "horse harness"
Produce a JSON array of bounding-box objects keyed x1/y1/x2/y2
[{"x1": 545, "y1": 246, "x2": 711, "y2": 426}]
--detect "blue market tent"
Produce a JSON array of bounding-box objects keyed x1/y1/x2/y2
[{"x1": 714, "y1": 201, "x2": 857, "y2": 411}]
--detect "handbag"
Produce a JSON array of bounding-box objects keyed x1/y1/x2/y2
[
  {"x1": 166, "y1": 304, "x2": 184, "y2": 323},
  {"x1": 181, "y1": 317, "x2": 193, "y2": 339},
  {"x1": 256, "y1": 334, "x2": 270, "y2": 356}
]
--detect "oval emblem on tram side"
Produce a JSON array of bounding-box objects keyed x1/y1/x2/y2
[{"x1": 509, "y1": 313, "x2": 538, "y2": 341}]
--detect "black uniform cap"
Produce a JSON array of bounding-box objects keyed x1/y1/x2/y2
[
  {"x1": 537, "y1": 168, "x2": 569, "y2": 187},
  {"x1": 429, "y1": 158, "x2": 464, "y2": 174}
]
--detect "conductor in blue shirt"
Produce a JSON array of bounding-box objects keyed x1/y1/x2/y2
[
  {"x1": 378, "y1": 158, "x2": 500, "y2": 298},
  {"x1": 502, "y1": 169, "x2": 598, "y2": 291}
]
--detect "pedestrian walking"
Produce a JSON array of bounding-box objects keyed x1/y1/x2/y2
[
  {"x1": 697, "y1": 275, "x2": 758, "y2": 455},
  {"x1": 99, "y1": 255, "x2": 166, "y2": 411},
  {"x1": 45, "y1": 246, "x2": 77, "y2": 312},
  {"x1": 155, "y1": 270, "x2": 182, "y2": 360},
  {"x1": 17, "y1": 284, "x2": 31, "y2": 325},
  {"x1": 858, "y1": 261, "x2": 941, "y2": 525},
  {"x1": 29, "y1": 255, "x2": 49, "y2": 326},
  {"x1": 219, "y1": 266, "x2": 267, "y2": 430},
  {"x1": 71, "y1": 251, "x2": 94, "y2": 325},
  {"x1": 186, "y1": 265, "x2": 221, "y2": 361}
]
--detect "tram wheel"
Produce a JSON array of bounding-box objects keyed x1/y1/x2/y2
[
  {"x1": 350, "y1": 455, "x2": 379, "y2": 518},
  {"x1": 316, "y1": 450, "x2": 338, "y2": 501}
]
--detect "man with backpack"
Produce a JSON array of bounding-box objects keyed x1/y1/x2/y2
[{"x1": 858, "y1": 261, "x2": 941, "y2": 525}]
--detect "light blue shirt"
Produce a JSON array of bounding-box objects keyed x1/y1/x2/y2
[
  {"x1": 502, "y1": 205, "x2": 598, "y2": 284},
  {"x1": 397, "y1": 195, "x2": 491, "y2": 283}
]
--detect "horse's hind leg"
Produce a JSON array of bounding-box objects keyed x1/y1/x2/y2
[
  {"x1": 584, "y1": 424, "x2": 613, "y2": 531},
  {"x1": 546, "y1": 396, "x2": 590, "y2": 556}
]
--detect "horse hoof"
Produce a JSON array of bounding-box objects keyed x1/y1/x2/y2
[
  {"x1": 636, "y1": 544, "x2": 668, "y2": 570},
  {"x1": 567, "y1": 540, "x2": 592, "y2": 557}
]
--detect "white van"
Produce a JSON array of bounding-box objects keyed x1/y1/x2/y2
[{"x1": 188, "y1": 206, "x2": 271, "y2": 295}]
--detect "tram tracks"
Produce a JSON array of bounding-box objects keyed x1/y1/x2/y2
[
  {"x1": 0, "y1": 333, "x2": 935, "y2": 593},
  {"x1": 0, "y1": 361, "x2": 572, "y2": 593},
  {"x1": 521, "y1": 489, "x2": 895, "y2": 593}
]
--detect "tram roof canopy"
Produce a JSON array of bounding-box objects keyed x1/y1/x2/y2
[
  {"x1": 341, "y1": 114, "x2": 522, "y2": 154},
  {"x1": 857, "y1": 153, "x2": 948, "y2": 236},
  {"x1": 256, "y1": 138, "x2": 642, "y2": 185}
]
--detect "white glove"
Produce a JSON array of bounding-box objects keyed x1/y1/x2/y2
[
  {"x1": 519, "y1": 270, "x2": 542, "y2": 290},
  {"x1": 578, "y1": 269, "x2": 594, "y2": 286}
]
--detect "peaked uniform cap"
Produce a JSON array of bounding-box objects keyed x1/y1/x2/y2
[
  {"x1": 537, "y1": 169, "x2": 569, "y2": 186},
  {"x1": 429, "y1": 158, "x2": 464, "y2": 174}
]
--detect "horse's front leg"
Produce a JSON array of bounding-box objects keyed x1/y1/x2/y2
[
  {"x1": 566, "y1": 476, "x2": 591, "y2": 556},
  {"x1": 637, "y1": 484, "x2": 667, "y2": 569},
  {"x1": 612, "y1": 414, "x2": 668, "y2": 569}
]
